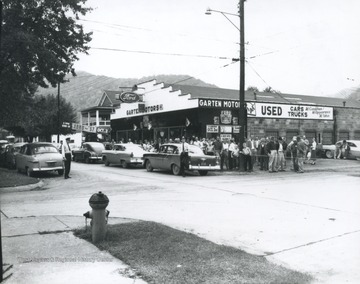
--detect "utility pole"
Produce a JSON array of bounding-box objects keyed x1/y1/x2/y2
[
  {"x1": 57, "y1": 81, "x2": 60, "y2": 143},
  {"x1": 0, "y1": 1, "x2": 4, "y2": 280},
  {"x1": 238, "y1": 0, "x2": 247, "y2": 171}
]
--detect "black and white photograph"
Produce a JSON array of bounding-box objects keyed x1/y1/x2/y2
[{"x1": 1, "y1": 0, "x2": 360, "y2": 283}]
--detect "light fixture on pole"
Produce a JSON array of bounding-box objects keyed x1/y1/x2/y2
[{"x1": 205, "y1": 1, "x2": 247, "y2": 171}]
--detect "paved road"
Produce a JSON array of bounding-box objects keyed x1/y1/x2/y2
[{"x1": 1, "y1": 160, "x2": 360, "y2": 283}]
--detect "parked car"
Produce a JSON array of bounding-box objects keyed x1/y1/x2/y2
[
  {"x1": 16, "y1": 142, "x2": 64, "y2": 177},
  {"x1": 322, "y1": 140, "x2": 360, "y2": 159},
  {"x1": 0, "y1": 140, "x2": 9, "y2": 167},
  {"x1": 143, "y1": 143, "x2": 221, "y2": 176},
  {"x1": 5, "y1": 142, "x2": 26, "y2": 169},
  {"x1": 72, "y1": 142, "x2": 105, "y2": 163},
  {"x1": 102, "y1": 143, "x2": 148, "y2": 168}
]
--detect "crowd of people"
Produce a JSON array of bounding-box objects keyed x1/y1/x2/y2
[{"x1": 114, "y1": 134, "x2": 323, "y2": 174}]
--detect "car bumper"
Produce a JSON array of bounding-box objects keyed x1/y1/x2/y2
[
  {"x1": 129, "y1": 158, "x2": 144, "y2": 164},
  {"x1": 89, "y1": 157, "x2": 102, "y2": 160},
  {"x1": 189, "y1": 165, "x2": 221, "y2": 170},
  {"x1": 32, "y1": 166, "x2": 63, "y2": 172}
]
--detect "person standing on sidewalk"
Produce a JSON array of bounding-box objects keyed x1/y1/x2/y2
[
  {"x1": 62, "y1": 137, "x2": 72, "y2": 179},
  {"x1": 228, "y1": 139, "x2": 236, "y2": 170},
  {"x1": 296, "y1": 136, "x2": 306, "y2": 173},
  {"x1": 213, "y1": 136, "x2": 224, "y2": 171},
  {"x1": 309, "y1": 137, "x2": 317, "y2": 165},
  {"x1": 240, "y1": 142, "x2": 252, "y2": 172},
  {"x1": 266, "y1": 136, "x2": 278, "y2": 173},
  {"x1": 258, "y1": 138, "x2": 268, "y2": 171},
  {"x1": 180, "y1": 136, "x2": 189, "y2": 177},
  {"x1": 277, "y1": 137, "x2": 286, "y2": 171}
]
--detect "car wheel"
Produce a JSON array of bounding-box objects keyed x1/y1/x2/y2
[
  {"x1": 85, "y1": 156, "x2": 90, "y2": 164},
  {"x1": 145, "y1": 160, "x2": 153, "y2": 172},
  {"x1": 103, "y1": 157, "x2": 110, "y2": 166},
  {"x1": 198, "y1": 170, "x2": 208, "y2": 176},
  {"x1": 172, "y1": 164, "x2": 181, "y2": 176},
  {"x1": 26, "y1": 167, "x2": 33, "y2": 177},
  {"x1": 58, "y1": 169, "x2": 64, "y2": 176},
  {"x1": 325, "y1": 150, "x2": 333, "y2": 159},
  {"x1": 121, "y1": 160, "x2": 128, "y2": 168},
  {"x1": 74, "y1": 156, "x2": 79, "y2": 162}
]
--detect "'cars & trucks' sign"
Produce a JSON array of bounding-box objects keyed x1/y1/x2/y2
[{"x1": 250, "y1": 103, "x2": 333, "y2": 120}]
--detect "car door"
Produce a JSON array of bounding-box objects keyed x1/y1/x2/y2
[
  {"x1": 150, "y1": 145, "x2": 167, "y2": 169},
  {"x1": 162, "y1": 145, "x2": 179, "y2": 170},
  {"x1": 16, "y1": 145, "x2": 27, "y2": 171},
  {"x1": 348, "y1": 142, "x2": 359, "y2": 159}
]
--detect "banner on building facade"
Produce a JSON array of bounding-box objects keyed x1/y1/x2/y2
[
  {"x1": 250, "y1": 103, "x2": 333, "y2": 120},
  {"x1": 198, "y1": 99, "x2": 333, "y2": 120}
]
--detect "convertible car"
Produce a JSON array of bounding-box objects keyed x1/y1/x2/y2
[
  {"x1": 102, "y1": 143, "x2": 148, "y2": 168},
  {"x1": 16, "y1": 142, "x2": 64, "y2": 177},
  {"x1": 143, "y1": 143, "x2": 221, "y2": 176},
  {"x1": 322, "y1": 140, "x2": 360, "y2": 159},
  {"x1": 72, "y1": 142, "x2": 105, "y2": 163}
]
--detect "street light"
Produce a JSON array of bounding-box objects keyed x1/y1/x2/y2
[{"x1": 206, "y1": 1, "x2": 247, "y2": 171}]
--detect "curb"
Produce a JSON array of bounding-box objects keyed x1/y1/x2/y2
[{"x1": 0, "y1": 180, "x2": 45, "y2": 193}]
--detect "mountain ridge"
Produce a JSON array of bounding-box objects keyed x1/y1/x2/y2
[{"x1": 35, "y1": 71, "x2": 218, "y2": 113}]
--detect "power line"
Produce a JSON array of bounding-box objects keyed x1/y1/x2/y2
[{"x1": 90, "y1": 46, "x2": 234, "y2": 60}]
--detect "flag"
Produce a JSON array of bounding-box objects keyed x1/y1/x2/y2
[
  {"x1": 133, "y1": 124, "x2": 137, "y2": 130},
  {"x1": 185, "y1": 117, "x2": 191, "y2": 127}
]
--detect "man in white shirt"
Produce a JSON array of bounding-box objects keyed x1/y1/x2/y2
[
  {"x1": 180, "y1": 136, "x2": 189, "y2": 177},
  {"x1": 228, "y1": 139, "x2": 236, "y2": 170},
  {"x1": 62, "y1": 138, "x2": 72, "y2": 179}
]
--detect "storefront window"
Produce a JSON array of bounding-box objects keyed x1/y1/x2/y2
[
  {"x1": 286, "y1": 131, "x2": 298, "y2": 142},
  {"x1": 339, "y1": 131, "x2": 349, "y2": 141},
  {"x1": 354, "y1": 131, "x2": 360, "y2": 140},
  {"x1": 265, "y1": 131, "x2": 278, "y2": 139},
  {"x1": 322, "y1": 131, "x2": 333, "y2": 145}
]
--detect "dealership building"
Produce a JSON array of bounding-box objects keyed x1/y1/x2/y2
[{"x1": 79, "y1": 79, "x2": 360, "y2": 144}]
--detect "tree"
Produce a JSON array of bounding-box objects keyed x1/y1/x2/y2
[
  {"x1": 263, "y1": 86, "x2": 281, "y2": 94},
  {"x1": 7, "y1": 94, "x2": 77, "y2": 141},
  {"x1": 246, "y1": 86, "x2": 259, "y2": 92},
  {"x1": 0, "y1": 0, "x2": 92, "y2": 126}
]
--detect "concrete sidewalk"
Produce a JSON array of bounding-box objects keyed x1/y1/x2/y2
[{"x1": 1, "y1": 215, "x2": 147, "y2": 284}]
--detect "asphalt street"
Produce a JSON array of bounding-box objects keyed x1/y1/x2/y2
[{"x1": 1, "y1": 159, "x2": 360, "y2": 283}]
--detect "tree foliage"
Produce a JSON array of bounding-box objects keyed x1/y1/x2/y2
[
  {"x1": 6, "y1": 94, "x2": 77, "y2": 141},
  {"x1": 0, "y1": 0, "x2": 92, "y2": 127},
  {"x1": 246, "y1": 86, "x2": 259, "y2": 92},
  {"x1": 263, "y1": 86, "x2": 281, "y2": 94}
]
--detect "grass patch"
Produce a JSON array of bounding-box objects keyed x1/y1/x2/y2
[
  {"x1": 0, "y1": 168, "x2": 38, "y2": 188},
  {"x1": 74, "y1": 221, "x2": 313, "y2": 284}
]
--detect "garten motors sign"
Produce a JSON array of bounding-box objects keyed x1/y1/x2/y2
[{"x1": 116, "y1": 92, "x2": 140, "y2": 103}]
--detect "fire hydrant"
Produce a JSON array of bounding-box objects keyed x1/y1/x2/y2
[{"x1": 83, "y1": 191, "x2": 110, "y2": 243}]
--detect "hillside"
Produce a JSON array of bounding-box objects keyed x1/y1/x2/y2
[{"x1": 35, "y1": 72, "x2": 218, "y2": 113}]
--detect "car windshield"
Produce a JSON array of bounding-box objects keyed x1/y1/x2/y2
[
  {"x1": 33, "y1": 145, "x2": 58, "y2": 154},
  {"x1": 123, "y1": 144, "x2": 143, "y2": 151},
  {"x1": 188, "y1": 145, "x2": 205, "y2": 155},
  {"x1": 89, "y1": 144, "x2": 105, "y2": 151}
]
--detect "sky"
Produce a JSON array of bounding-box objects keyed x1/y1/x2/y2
[{"x1": 75, "y1": 0, "x2": 360, "y2": 97}]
